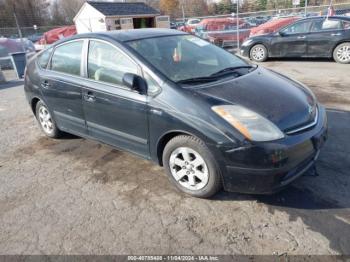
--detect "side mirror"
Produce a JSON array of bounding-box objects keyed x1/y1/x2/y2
[
  {"x1": 123, "y1": 73, "x2": 148, "y2": 95},
  {"x1": 278, "y1": 31, "x2": 286, "y2": 37}
]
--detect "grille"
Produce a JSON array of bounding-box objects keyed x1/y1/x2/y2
[{"x1": 285, "y1": 106, "x2": 319, "y2": 135}]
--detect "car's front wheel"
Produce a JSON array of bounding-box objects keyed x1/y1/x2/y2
[
  {"x1": 333, "y1": 42, "x2": 350, "y2": 64},
  {"x1": 250, "y1": 44, "x2": 268, "y2": 62},
  {"x1": 35, "y1": 101, "x2": 61, "y2": 138},
  {"x1": 163, "y1": 135, "x2": 222, "y2": 198}
]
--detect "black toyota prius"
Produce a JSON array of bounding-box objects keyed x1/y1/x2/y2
[{"x1": 24, "y1": 29, "x2": 328, "y2": 198}]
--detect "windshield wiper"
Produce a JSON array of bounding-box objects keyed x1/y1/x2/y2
[
  {"x1": 210, "y1": 65, "x2": 257, "y2": 77},
  {"x1": 176, "y1": 65, "x2": 257, "y2": 85},
  {"x1": 176, "y1": 76, "x2": 220, "y2": 85}
]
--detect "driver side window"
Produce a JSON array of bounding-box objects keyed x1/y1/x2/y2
[
  {"x1": 281, "y1": 21, "x2": 312, "y2": 35},
  {"x1": 87, "y1": 40, "x2": 138, "y2": 87}
]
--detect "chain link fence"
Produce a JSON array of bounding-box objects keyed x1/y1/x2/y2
[{"x1": 0, "y1": 25, "x2": 65, "y2": 40}]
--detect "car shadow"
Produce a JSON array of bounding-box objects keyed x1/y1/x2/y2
[
  {"x1": 0, "y1": 80, "x2": 24, "y2": 90},
  {"x1": 265, "y1": 57, "x2": 334, "y2": 63},
  {"x1": 213, "y1": 108, "x2": 350, "y2": 254}
]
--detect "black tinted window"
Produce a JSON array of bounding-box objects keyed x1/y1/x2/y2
[
  {"x1": 37, "y1": 48, "x2": 52, "y2": 69},
  {"x1": 311, "y1": 19, "x2": 343, "y2": 32},
  {"x1": 282, "y1": 21, "x2": 312, "y2": 34},
  {"x1": 51, "y1": 41, "x2": 83, "y2": 76},
  {"x1": 88, "y1": 40, "x2": 138, "y2": 86}
]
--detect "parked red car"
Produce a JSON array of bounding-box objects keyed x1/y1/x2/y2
[
  {"x1": 249, "y1": 17, "x2": 300, "y2": 37},
  {"x1": 195, "y1": 18, "x2": 251, "y2": 48},
  {"x1": 38, "y1": 25, "x2": 77, "y2": 45},
  {"x1": 178, "y1": 19, "x2": 201, "y2": 34}
]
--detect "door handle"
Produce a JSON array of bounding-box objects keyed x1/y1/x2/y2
[
  {"x1": 41, "y1": 80, "x2": 50, "y2": 89},
  {"x1": 84, "y1": 91, "x2": 96, "y2": 102},
  {"x1": 297, "y1": 36, "x2": 306, "y2": 39},
  {"x1": 331, "y1": 33, "x2": 342, "y2": 36}
]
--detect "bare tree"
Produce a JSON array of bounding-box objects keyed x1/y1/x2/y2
[
  {"x1": 51, "y1": 0, "x2": 85, "y2": 25},
  {"x1": 0, "y1": 0, "x2": 50, "y2": 27}
]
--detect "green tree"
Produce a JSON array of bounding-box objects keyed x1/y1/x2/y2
[
  {"x1": 257, "y1": 0, "x2": 268, "y2": 10},
  {"x1": 217, "y1": 0, "x2": 237, "y2": 15}
]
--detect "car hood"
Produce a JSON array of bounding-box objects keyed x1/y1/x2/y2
[{"x1": 195, "y1": 67, "x2": 317, "y2": 132}]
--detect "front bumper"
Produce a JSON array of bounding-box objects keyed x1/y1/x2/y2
[
  {"x1": 240, "y1": 44, "x2": 251, "y2": 58},
  {"x1": 211, "y1": 105, "x2": 328, "y2": 194}
]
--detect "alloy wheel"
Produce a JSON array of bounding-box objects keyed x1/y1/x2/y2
[
  {"x1": 251, "y1": 46, "x2": 266, "y2": 61},
  {"x1": 336, "y1": 45, "x2": 350, "y2": 63},
  {"x1": 38, "y1": 106, "x2": 54, "y2": 135},
  {"x1": 169, "y1": 147, "x2": 209, "y2": 191}
]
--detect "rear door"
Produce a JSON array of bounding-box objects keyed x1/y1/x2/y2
[
  {"x1": 308, "y1": 18, "x2": 345, "y2": 57},
  {"x1": 270, "y1": 20, "x2": 312, "y2": 57},
  {"x1": 81, "y1": 39, "x2": 150, "y2": 158},
  {"x1": 40, "y1": 40, "x2": 87, "y2": 135}
]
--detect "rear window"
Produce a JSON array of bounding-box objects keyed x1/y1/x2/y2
[
  {"x1": 37, "y1": 48, "x2": 53, "y2": 69},
  {"x1": 311, "y1": 19, "x2": 343, "y2": 32}
]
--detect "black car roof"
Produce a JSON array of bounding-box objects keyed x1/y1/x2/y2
[
  {"x1": 55, "y1": 28, "x2": 187, "y2": 46},
  {"x1": 300, "y1": 15, "x2": 350, "y2": 21}
]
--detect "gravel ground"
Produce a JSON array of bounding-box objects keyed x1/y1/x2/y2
[{"x1": 0, "y1": 60, "x2": 349, "y2": 255}]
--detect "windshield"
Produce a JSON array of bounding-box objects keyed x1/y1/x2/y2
[{"x1": 126, "y1": 35, "x2": 248, "y2": 83}]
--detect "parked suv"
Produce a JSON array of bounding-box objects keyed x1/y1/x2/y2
[{"x1": 241, "y1": 16, "x2": 350, "y2": 63}]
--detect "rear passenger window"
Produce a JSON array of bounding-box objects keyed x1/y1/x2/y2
[
  {"x1": 51, "y1": 41, "x2": 83, "y2": 76},
  {"x1": 311, "y1": 19, "x2": 343, "y2": 32},
  {"x1": 37, "y1": 48, "x2": 52, "y2": 69},
  {"x1": 88, "y1": 40, "x2": 138, "y2": 87}
]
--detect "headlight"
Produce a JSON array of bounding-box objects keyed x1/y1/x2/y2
[
  {"x1": 242, "y1": 39, "x2": 253, "y2": 46},
  {"x1": 212, "y1": 105, "x2": 284, "y2": 142}
]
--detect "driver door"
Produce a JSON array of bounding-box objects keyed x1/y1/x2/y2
[
  {"x1": 80, "y1": 40, "x2": 150, "y2": 158},
  {"x1": 270, "y1": 20, "x2": 312, "y2": 57}
]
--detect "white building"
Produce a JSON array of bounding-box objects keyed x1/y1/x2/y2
[{"x1": 74, "y1": 1, "x2": 170, "y2": 34}]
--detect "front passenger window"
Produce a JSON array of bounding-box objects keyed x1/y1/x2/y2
[
  {"x1": 281, "y1": 21, "x2": 312, "y2": 35},
  {"x1": 88, "y1": 41, "x2": 138, "y2": 87}
]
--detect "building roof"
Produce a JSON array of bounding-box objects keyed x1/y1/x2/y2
[{"x1": 87, "y1": 1, "x2": 160, "y2": 16}]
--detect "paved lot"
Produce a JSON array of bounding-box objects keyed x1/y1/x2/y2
[{"x1": 0, "y1": 60, "x2": 349, "y2": 255}]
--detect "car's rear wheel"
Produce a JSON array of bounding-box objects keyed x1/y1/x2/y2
[
  {"x1": 250, "y1": 44, "x2": 268, "y2": 62},
  {"x1": 162, "y1": 135, "x2": 222, "y2": 198},
  {"x1": 35, "y1": 101, "x2": 61, "y2": 138},
  {"x1": 333, "y1": 42, "x2": 350, "y2": 64}
]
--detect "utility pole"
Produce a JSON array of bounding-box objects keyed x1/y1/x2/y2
[
  {"x1": 13, "y1": 4, "x2": 25, "y2": 52},
  {"x1": 181, "y1": 0, "x2": 186, "y2": 23},
  {"x1": 236, "y1": 0, "x2": 240, "y2": 53},
  {"x1": 304, "y1": 0, "x2": 308, "y2": 16}
]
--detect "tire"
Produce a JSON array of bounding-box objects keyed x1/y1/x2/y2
[
  {"x1": 35, "y1": 101, "x2": 62, "y2": 138},
  {"x1": 250, "y1": 44, "x2": 268, "y2": 62},
  {"x1": 162, "y1": 135, "x2": 222, "y2": 198},
  {"x1": 333, "y1": 42, "x2": 350, "y2": 64}
]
